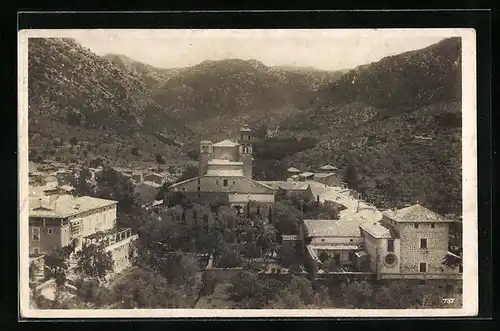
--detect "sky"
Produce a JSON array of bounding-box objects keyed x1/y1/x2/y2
[{"x1": 31, "y1": 29, "x2": 463, "y2": 71}]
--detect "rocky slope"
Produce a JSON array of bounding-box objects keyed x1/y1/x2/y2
[
  {"x1": 278, "y1": 37, "x2": 462, "y2": 214},
  {"x1": 28, "y1": 38, "x2": 194, "y2": 167}
]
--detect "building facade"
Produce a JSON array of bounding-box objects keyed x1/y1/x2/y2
[
  {"x1": 300, "y1": 204, "x2": 462, "y2": 281},
  {"x1": 29, "y1": 195, "x2": 137, "y2": 276},
  {"x1": 360, "y1": 204, "x2": 461, "y2": 280},
  {"x1": 301, "y1": 219, "x2": 365, "y2": 270},
  {"x1": 167, "y1": 125, "x2": 275, "y2": 210}
]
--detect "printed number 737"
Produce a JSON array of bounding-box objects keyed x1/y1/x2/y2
[{"x1": 442, "y1": 298, "x2": 455, "y2": 304}]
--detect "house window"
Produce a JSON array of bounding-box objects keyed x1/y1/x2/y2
[
  {"x1": 415, "y1": 223, "x2": 419, "y2": 229},
  {"x1": 387, "y1": 239, "x2": 394, "y2": 252},
  {"x1": 419, "y1": 262, "x2": 427, "y2": 272},
  {"x1": 215, "y1": 180, "x2": 218, "y2": 185},
  {"x1": 32, "y1": 227, "x2": 40, "y2": 241},
  {"x1": 33, "y1": 247, "x2": 40, "y2": 255},
  {"x1": 48, "y1": 227, "x2": 54, "y2": 236},
  {"x1": 420, "y1": 238, "x2": 428, "y2": 249},
  {"x1": 459, "y1": 265, "x2": 463, "y2": 273},
  {"x1": 197, "y1": 186, "x2": 201, "y2": 191},
  {"x1": 431, "y1": 223, "x2": 435, "y2": 228},
  {"x1": 321, "y1": 239, "x2": 325, "y2": 242},
  {"x1": 223, "y1": 179, "x2": 228, "y2": 187}
]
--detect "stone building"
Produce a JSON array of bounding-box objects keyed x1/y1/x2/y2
[
  {"x1": 29, "y1": 195, "x2": 137, "y2": 275},
  {"x1": 313, "y1": 172, "x2": 342, "y2": 187},
  {"x1": 258, "y1": 181, "x2": 314, "y2": 201},
  {"x1": 166, "y1": 125, "x2": 275, "y2": 212},
  {"x1": 300, "y1": 204, "x2": 462, "y2": 280},
  {"x1": 359, "y1": 204, "x2": 461, "y2": 280}
]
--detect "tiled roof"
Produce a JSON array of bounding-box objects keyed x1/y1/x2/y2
[
  {"x1": 213, "y1": 139, "x2": 239, "y2": 147},
  {"x1": 319, "y1": 164, "x2": 338, "y2": 170},
  {"x1": 168, "y1": 175, "x2": 275, "y2": 191},
  {"x1": 314, "y1": 172, "x2": 336, "y2": 178},
  {"x1": 299, "y1": 172, "x2": 315, "y2": 177},
  {"x1": 228, "y1": 193, "x2": 275, "y2": 203},
  {"x1": 258, "y1": 181, "x2": 310, "y2": 191},
  {"x1": 30, "y1": 196, "x2": 117, "y2": 218},
  {"x1": 59, "y1": 185, "x2": 75, "y2": 192},
  {"x1": 383, "y1": 204, "x2": 451, "y2": 223},
  {"x1": 303, "y1": 219, "x2": 362, "y2": 238},
  {"x1": 206, "y1": 169, "x2": 244, "y2": 176},
  {"x1": 359, "y1": 221, "x2": 394, "y2": 239}
]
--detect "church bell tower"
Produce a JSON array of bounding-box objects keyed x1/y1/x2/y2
[{"x1": 238, "y1": 124, "x2": 253, "y2": 178}]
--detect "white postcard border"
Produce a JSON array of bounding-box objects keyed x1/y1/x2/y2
[{"x1": 18, "y1": 28, "x2": 478, "y2": 318}]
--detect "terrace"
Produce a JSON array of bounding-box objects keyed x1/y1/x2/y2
[{"x1": 82, "y1": 228, "x2": 134, "y2": 247}]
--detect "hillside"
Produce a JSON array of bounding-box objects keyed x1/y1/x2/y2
[
  {"x1": 28, "y1": 38, "x2": 194, "y2": 167},
  {"x1": 103, "y1": 53, "x2": 182, "y2": 88},
  {"x1": 150, "y1": 59, "x2": 344, "y2": 139},
  {"x1": 278, "y1": 37, "x2": 462, "y2": 214}
]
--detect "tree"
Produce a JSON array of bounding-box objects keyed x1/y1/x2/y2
[
  {"x1": 70, "y1": 167, "x2": 95, "y2": 197},
  {"x1": 44, "y1": 247, "x2": 71, "y2": 286},
  {"x1": 74, "y1": 277, "x2": 115, "y2": 308},
  {"x1": 340, "y1": 280, "x2": 374, "y2": 308},
  {"x1": 273, "y1": 200, "x2": 303, "y2": 235},
  {"x1": 69, "y1": 136, "x2": 78, "y2": 146},
  {"x1": 131, "y1": 146, "x2": 140, "y2": 156},
  {"x1": 75, "y1": 242, "x2": 114, "y2": 280},
  {"x1": 343, "y1": 164, "x2": 361, "y2": 191},
  {"x1": 216, "y1": 246, "x2": 242, "y2": 268},
  {"x1": 254, "y1": 218, "x2": 277, "y2": 256},
  {"x1": 278, "y1": 244, "x2": 297, "y2": 268},
  {"x1": 94, "y1": 166, "x2": 138, "y2": 214},
  {"x1": 113, "y1": 268, "x2": 190, "y2": 309},
  {"x1": 155, "y1": 153, "x2": 165, "y2": 165},
  {"x1": 175, "y1": 165, "x2": 199, "y2": 183},
  {"x1": 228, "y1": 271, "x2": 261, "y2": 302}
]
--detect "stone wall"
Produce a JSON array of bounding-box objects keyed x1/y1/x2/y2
[{"x1": 398, "y1": 222, "x2": 451, "y2": 274}]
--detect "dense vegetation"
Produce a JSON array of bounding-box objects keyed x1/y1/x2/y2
[
  {"x1": 279, "y1": 37, "x2": 462, "y2": 214},
  {"x1": 28, "y1": 38, "x2": 193, "y2": 166}
]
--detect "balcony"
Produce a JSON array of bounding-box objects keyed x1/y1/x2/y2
[
  {"x1": 82, "y1": 228, "x2": 134, "y2": 247},
  {"x1": 70, "y1": 219, "x2": 83, "y2": 238}
]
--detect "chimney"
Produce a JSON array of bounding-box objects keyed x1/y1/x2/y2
[{"x1": 38, "y1": 198, "x2": 42, "y2": 208}]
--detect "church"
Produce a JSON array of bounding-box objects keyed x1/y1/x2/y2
[{"x1": 166, "y1": 125, "x2": 275, "y2": 214}]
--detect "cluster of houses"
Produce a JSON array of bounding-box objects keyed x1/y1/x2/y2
[
  {"x1": 27, "y1": 125, "x2": 462, "y2": 302},
  {"x1": 164, "y1": 125, "x2": 463, "y2": 281},
  {"x1": 286, "y1": 164, "x2": 342, "y2": 187}
]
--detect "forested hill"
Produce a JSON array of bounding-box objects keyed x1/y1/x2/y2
[
  {"x1": 319, "y1": 37, "x2": 462, "y2": 108},
  {"x1": 278, "y1": 37, "x2": 463, "y2": 215},
  {"x1": 148, "y1": 59, "x2": 344, "y2": 140},
  {"x1": 28, "y1": 38, "x2": 194, "y2": 166},
  {"x1": 103, "y1": 53, "x2": 182, "y2": 89}
]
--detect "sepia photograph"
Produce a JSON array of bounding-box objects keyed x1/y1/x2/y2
[{"x1": 18, "y1": 28, "x2": 478, "y2": 318}]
